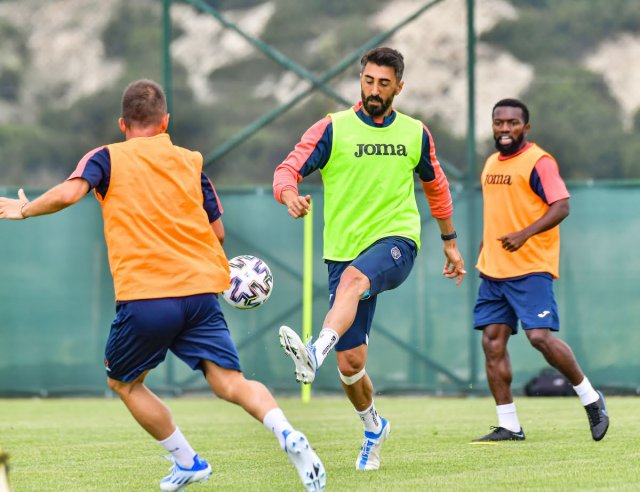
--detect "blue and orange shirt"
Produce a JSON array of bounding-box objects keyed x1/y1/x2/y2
[
  {"x1": 476, "y1": 142, "x2": 570, "y2": 279},
  {"x1": 273, "y1": 101, "x2": 453, "y2": 259},
  {"x1": 69, "y1": 133, "x2": 230, "y2": 300}
]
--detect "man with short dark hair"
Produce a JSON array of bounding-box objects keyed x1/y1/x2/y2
[
  {"x1": 273, "y1": 47, "x2": 466, "y2": 470},
  {"x1": 0, "y1": 79, "x2": 326, "y2": 491},
  {"x1": 472, "y1": 98, "x2": 609, "y2": 442}
]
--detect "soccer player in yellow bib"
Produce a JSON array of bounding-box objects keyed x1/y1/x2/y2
[
  {"x1": 472, "y1": 98, "x2": 609, "y2": 442},
  {"x1": 273, "y1": 47, "x2": 466, "y2": 470},
  {"x1": 0, "y1": 80, "x2": 325, "y2": 491}
]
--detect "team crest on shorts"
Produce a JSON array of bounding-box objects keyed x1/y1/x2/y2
[{"x1": 390, "y1": 246, "x2": 401, "y2": 259}]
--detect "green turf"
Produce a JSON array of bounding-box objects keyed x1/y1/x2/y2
[{"x1": 0, "y1": 396, "x2": 638, "y2": 491}]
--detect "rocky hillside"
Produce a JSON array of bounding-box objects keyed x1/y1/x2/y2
[{"x1": 0, "y1": 0, "x2": 638, "y2": 185}]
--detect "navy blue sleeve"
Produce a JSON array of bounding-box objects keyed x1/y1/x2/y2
[
  {"x1": 529, "y1": 168, "x2": 547, "y2": 203},
  {"x1": 415, "y1": 128, "x2": 436, "y2": 182},
  {"x1": 201, "y1": 172, "x2": 222, "y2": 223},
  {"x1": 298, "y1": 123, "x2": 333, "y2": 177},
  {"x1": 73, "y1": 147, "x2": 111, "y2": 199}
]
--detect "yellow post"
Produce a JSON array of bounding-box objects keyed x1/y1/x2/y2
[{"x1": 301, "y1": 199, "x2": 313, "y2": 402}]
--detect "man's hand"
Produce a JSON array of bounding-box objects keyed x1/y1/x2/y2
[
  {"x1": 0, "y1": 189, "x2": 29, "y2": 220},
  {"x1": 442, "y1": 242, "x2": 466, "y2": 285},
  {"x1": 281, "y1": 189, "x2": 311, "y2": 219},
  {"x1": 498, "y1": 230, "x2": 529, "y2": 252}
]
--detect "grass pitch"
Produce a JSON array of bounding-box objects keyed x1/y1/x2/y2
[{"x1": 0, "y1": 395, "x2": 638, "y2": 491}]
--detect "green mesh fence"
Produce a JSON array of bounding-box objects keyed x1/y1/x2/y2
[{"x1": 0, "y1": 184, "x2": 638, "y2": 396}]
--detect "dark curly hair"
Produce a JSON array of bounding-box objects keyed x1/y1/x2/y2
[
  {"x1": 360, "y1": 47, "x2": 405, "y2": 81},
  {"x1": 493, "y1": 98, "x2": 530, "y2": 124}
]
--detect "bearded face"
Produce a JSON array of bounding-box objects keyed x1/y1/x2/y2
[
  {"x1": 492, "y1": 106, "x2": 529, "y2": 156},
  {"x1": 361, "y1": 91, "x2": 394, "y2": 117},
  {"x1": 494, "y1": 132, "x2": 525, "y2": 155},
  {"x1": 359, "y1": 63, "x2": 402, "y2": 118}
]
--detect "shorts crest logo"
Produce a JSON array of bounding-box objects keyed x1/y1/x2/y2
[{"x1": 390, "y1": 246, "x2": 402, "y2": 259}]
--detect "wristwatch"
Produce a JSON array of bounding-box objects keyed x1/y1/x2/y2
[{"x1": 441, "y1": 231, "x2": 457, "y2": 241}]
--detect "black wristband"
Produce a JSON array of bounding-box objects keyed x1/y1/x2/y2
[{"x1": 441, "y1": 231, "x2": 457, "y2": 241}]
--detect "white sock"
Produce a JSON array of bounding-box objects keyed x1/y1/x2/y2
[
  {"x1": 496, "y1": 403, "x2": 521, "y2": 432},
  {"x1": 312, "y1": 328, "x2": 339, "y2": 367},
  {"x1": 263, "y1": 407, "x2": 294, "y2": 450},
  {"x1": 158, "y1": 427, "x2": 196, "y2": 468},
  {"x1": 356, "y1": 401, "x2": 383, "y2": 434},
  {"x1": 573, "y1": 376, "x2": 600, "y2": 406}
]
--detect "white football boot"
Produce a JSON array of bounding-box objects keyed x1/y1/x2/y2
[
  {"x1": 160, "y1": 454, "x2": 212, "y2": 491},
  {"x1": 356, "y1": 417, "x2": 390, "y2": 471},
  {"x1": 279, "y1": 325, "x2": 318, "y2": 384},
  {"x1": 285, "y1": 430, "x2": 326, "y2": 491}
]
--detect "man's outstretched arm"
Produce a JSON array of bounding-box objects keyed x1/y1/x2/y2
[{"x1": 0, "y1": 178, "x2": 90, "y2": 220}]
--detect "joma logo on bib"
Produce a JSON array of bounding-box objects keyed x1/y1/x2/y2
[
  {"x1": 354, "y1": 143, "x2": 408, "y2": 158},
  {"x1": 484, "y1": 174, "x2": 513, "y2": 185}
]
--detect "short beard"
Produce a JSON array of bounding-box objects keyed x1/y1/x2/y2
[
  {"x1": 362, "y1": 91, "x2": 393, "y2": 117},
  {"x1": 494, "y1": 133, "x2": 524, "y2": 156}
]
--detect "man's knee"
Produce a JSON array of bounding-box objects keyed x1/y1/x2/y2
[
  {"x1": 526, "y1": 328, "x2": 553, "y2": 352},
  {"x1": 481, "y1": 325, "x2": 510, "y2": 357},
  {"x1": 338, "y1": 366, "x2": 366, "y2": 385},
  {"x1": 107, "y1": 377, "x2": 133, "y2": 397},
  {"x1": 106, "y1": 377, "x2": 119, "y2": 392},
  {"x1": 482, "y1": 334, "x2": 505, "y2": 358},
  {"x1": 108, "y1": 370, "x2": 148, "y2": 397},
  {"x1": 212, "y1": 379, "x2": 236, "y2": 401},
  {"x1": 204, "y1": 363, "x2": 246, "y2": 401},
  {"x1": 336, "y1": 349, "x2": 366, "y2": 376},
  {"x1": 339, "y1": 267, "x2": 370, "y2": 297}
]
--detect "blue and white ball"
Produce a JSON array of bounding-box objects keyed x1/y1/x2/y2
[{"x1": 221, "y1": 255, "x2": 274, "y2": 309}]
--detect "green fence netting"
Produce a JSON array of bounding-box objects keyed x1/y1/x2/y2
[{"x1": 0, "y1": 184, "x2": 638, "y2": 396}]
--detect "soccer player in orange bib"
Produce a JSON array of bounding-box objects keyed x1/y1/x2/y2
[
  {"x1": 0, "y1": 79, "x2": 325, "y2": 491},
  {"x1": 472, "y1": 98, "x2": 609, "y2": 442}
]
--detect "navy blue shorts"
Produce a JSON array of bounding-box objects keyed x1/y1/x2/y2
[
  {"x1": 473, "y1": 274, "x2": 559, "y2": 334},
  {"x1": 104, "y1": 293, "x2": 241, "y2": 382},
  {"x1": 327, "y1": 237, "x2": 417, "y2": 351}
]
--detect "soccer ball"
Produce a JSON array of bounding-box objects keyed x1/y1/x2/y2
[{"x1": 221, "y1": 255, "x2": 274, "y2": 309}]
